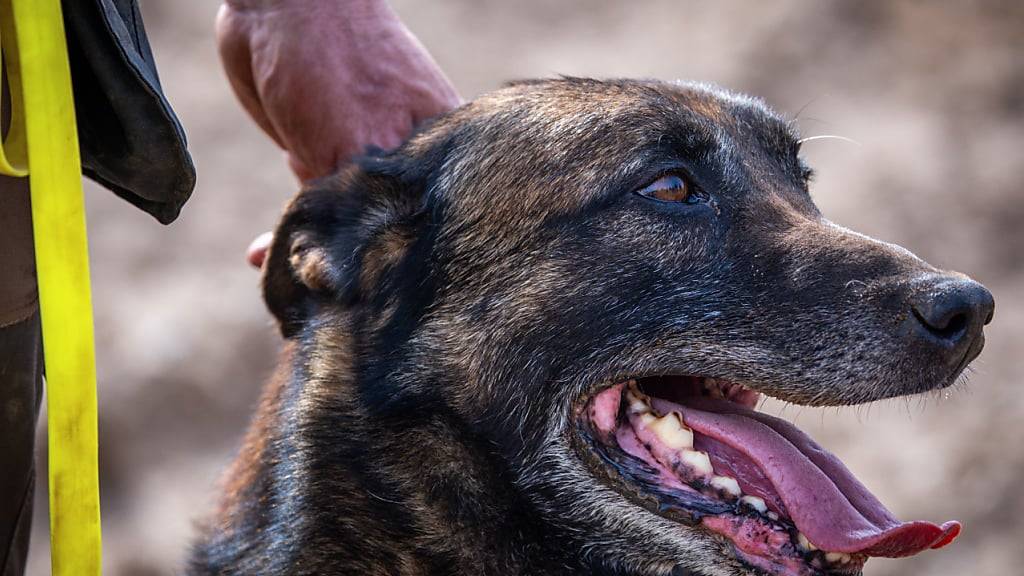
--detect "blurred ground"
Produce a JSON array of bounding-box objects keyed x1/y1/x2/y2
[{"x1": 23, "y1": 1, "x2": 1023, "y2": 575}]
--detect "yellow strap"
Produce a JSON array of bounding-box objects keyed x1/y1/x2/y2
[
  {"x1": 0, "y1": 0, "x2": 26, "y2": 177},
  {"x1": 1, "y1": 0, "x2": 103, "y2": 574}
]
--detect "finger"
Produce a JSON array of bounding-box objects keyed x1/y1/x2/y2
[
  {"x1": 247, "y1": 231, "x2": 273, "y2": 269},
  {"x1": 215, "y1": 4, "x2": 286, "y2": 148}
]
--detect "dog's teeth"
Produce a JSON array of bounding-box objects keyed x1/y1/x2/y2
[
  {"x1": 629, "y1": 398, "x2": 652, "y2": 415},
  {"x1": 740, "y1": 495, "x2": 768, "y2": 513},
  {"x1": 625, "y1": 380, "x2": 652, "y2": 414},
  {"x1": 796, "y1": 532, "x2": 818, "y2": 552},
  {"x1": 825, "y1": 552, "x2": 851, "y2": 564},
  {"x1": 766, "y1": 511, "x2": 779, "y2": 521},
  {"x1": 649, "y1": 412, "x2": 693, "y2": 449},
  {"x1": 678, "y1": 450, "x2": 714, "y2": 477},
  {"x1": 709, "y1": 475, "x2": 741, "y2": 498}
]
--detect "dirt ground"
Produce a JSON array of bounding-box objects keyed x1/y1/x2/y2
[{"x1": 23, "y1": 1, "x2": 1023, "y2": 575}]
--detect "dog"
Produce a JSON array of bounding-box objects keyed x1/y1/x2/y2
[{"x1": 189, "y1": 78, "x2": 994, "y2": 576}]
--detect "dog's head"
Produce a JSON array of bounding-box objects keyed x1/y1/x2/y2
[{"x1": 262, "y1": 79, "x2": 992, "y2": 576}]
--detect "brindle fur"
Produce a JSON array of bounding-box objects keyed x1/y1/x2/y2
[{"x1": 189, "y1": 78, "x2": 991, "y2": 576}]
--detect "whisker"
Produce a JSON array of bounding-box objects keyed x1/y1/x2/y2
[
  {"x1": 797, "y1": 134, "x2": 862, "y2": 146},
  {"x1": 791, "y1": 94, "x2": 825, "y2": 122},
  {"x1": 796, "y1": 116, "x2": 831, "y2": 127}
]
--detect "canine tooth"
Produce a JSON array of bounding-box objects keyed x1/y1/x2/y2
[
  {"x1": 796, "y1": 532, "x2": 818, "y2": 552},
  {"x1": 628, "y1": 399, "x2": 650, "y2": 414},
  {"x1": 766, "y1": 511, "x2": 779, "y2": 521},
  {"x1": 679, "y1": 450, "x2": 713, "y2": 477},
  {"x1": 740, "y1": 495, "x2": 768, "y2": 513},
  {"x1": 649, "y1": 412, "x2": 693, "y2": 449},
  {"x1": 825, "y1": 552, "x2": 851, "y2": 564},
  {"x1": 625, "y1": 381, "x2": 652, "y2": 414},
  {"x1": 710, "y1": 475, "x2": 741, "y2": 498}
]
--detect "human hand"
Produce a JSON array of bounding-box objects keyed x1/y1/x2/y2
[{"x1": 217, "y1": 0, "x2": 461, "y2": 266}]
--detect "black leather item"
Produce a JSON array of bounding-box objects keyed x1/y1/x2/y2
[{"x1": 61, "y1": 0, "x2": 196, "y2": 224}]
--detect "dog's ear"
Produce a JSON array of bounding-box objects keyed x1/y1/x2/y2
[{"x1": 261, "y1": 158, "x2": 430, "y2": 338}]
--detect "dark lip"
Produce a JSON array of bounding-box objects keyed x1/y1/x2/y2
[
  {"x1": 952, "y1": 350, "x2": 972, "y2": 382},
  {"x1": 577, "y1": 345, "x2": 980, "y2": 409},
  {"x1": 946, "y1": 340, "x2": 978, "y2": 389},
  {"x1": 960, "y1": 336, "x2": 985, "y2": 371},
  {"x1": 570, "y1": 419, "x2": 719, "y2": 526},
  {"x1": 934, "y1": 338, "x2": 983, "y2": 393}
]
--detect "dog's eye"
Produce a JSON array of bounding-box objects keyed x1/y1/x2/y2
[{"x1": 636, "y1": 174, "x2": 704, "y2": 204}]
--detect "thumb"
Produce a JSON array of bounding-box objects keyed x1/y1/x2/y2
[{"x1": 247, "y1": 231, "x2": 273, "y2": 269}]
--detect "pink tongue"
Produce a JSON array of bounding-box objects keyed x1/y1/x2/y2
[{"x1": 658, "y1": 397, "x2": 960, "y2": 557}]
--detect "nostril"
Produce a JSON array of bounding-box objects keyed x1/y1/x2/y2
[
  {"x1": 909, "y1": 278, "x2": 993, "y2": 346},
  {"x1": 945, "y1": 312, "x2": 968, "y2": 336},
  {"x1": 912, "y1": 306, "x2": 967, "y2": 340}
]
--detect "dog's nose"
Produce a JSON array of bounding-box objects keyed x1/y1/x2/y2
[{"x1": 908, "y1": 276, "x2": 994, "y2": 351}]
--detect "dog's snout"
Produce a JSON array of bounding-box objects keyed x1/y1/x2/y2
[{"x1": 908, "y1": 277, "x2": 994, "y2": 351}]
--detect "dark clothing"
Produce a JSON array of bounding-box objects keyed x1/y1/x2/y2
[
  {"x1": 0, "y1": 175, "x2": 38, "y2": 576},
  {"x1": 0, "y1": 312, "x2": 42, "y2": 576},
  {"x1": 0, "y1": 178, "x2": 35, "y2": 329},
  {"x1": 63, "y1": 0, "x2": 196, "y2": 223}
]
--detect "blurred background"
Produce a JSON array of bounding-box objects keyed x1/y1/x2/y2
[{"x1": 23, "y1": 1, "x2": 1023, "y2": 574}]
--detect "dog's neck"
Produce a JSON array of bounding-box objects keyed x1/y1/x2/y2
[{"x1": 194, "y1": 339, "x2": 618, "y2": 575}]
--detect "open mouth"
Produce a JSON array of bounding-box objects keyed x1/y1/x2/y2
[{"x1": 575, "y1": 376, "x2": 961, "y2": 576}]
